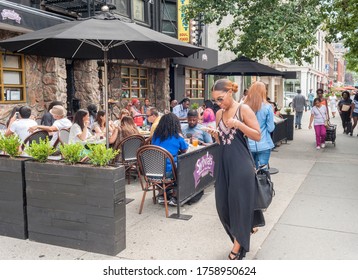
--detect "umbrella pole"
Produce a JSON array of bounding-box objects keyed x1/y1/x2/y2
[{"x1": 103, "y1": 50, "x2": 110, "y2": 148}]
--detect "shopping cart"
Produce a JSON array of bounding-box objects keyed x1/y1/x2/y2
[{"x1": 325, "y1": 124, "x2": 337, "y2": 146}]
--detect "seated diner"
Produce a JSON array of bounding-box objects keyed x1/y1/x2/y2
[{"x1": 152, "y1": 113, "x2": 189, "y2": 206}]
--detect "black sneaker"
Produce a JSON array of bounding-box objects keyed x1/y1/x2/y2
[{"x1": 168, "y1": 197, "x2": 177, "y2": 207}]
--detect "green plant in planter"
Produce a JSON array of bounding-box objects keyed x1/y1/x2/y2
[
  {"x1": 59, "y1": 143, "x2": 84, "y2": 165},
  {"x1": 87, "y1": 144, "x2": 119, "y2": 167},
  {"x1": 191, "y1": 102, "x2": 199, "y2": 110},
  {"x1": 284, "y1": 107, "x2": 292, "y2": 114},
  {"x1": 25, "y1": 137, "x2": 56, "y2": 163},
  {"x1": 0, "y1": 134, "x2": 22, "y2": 158}
]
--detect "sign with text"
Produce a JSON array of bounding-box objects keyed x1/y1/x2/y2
[{"x1": 177, "y1": 0, "x2": 190, "y2": 42}]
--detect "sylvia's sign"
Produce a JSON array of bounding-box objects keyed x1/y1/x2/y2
[
  {"x1": 193, "y1": 152, "x2": 215, "y2": 188},
  {"x1": 1, "y1": 9, "x2": 21, "y2": 24}
]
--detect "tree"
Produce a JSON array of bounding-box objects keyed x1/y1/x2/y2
[
  {"x1": 184, "y1": 0, "x2": 322, "y2": 65},
  {"x1": 323, "y1": 0, "x2": 358, "y2": 60}
]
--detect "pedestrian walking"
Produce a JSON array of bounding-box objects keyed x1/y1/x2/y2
[
  {"x1": 292, "y1": 89, "x2": 307, "y2": 129},
  {"x1": 244, "y1": 81, "x2": 275, "y2": 169},
  {"x1": 208, "y1": 78, "x2": 265, "y2": 260},
  {"x1": 309, "y1": 98, "x2": 328, "y2": 149},
  {"x1": 317, "y1": 88, "x2": 330, "y2": 119},
  {"x1": 338, "y1": 91, "x2": 353, "y2": 135},
  {"x1": 329, "y1": 92, "x2": 338, "y2": 118},
  {"x1": 351, "y1": 93, "x2": 358, "y2": 136},
  {"x1": 307, "y1": 89, "x2": 314, "y2": 109}
]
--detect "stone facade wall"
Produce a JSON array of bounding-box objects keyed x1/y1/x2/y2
[
  {"x1": 0, "y1": 30, "x2": 67, "y2": 124},
  {"x1": 73, "y1": 60, "x2": 100, "y2": 110}
]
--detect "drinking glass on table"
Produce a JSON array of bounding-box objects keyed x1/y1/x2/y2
[{"x1": 192, "y1": 137, "x2": 199, "y2": 147}]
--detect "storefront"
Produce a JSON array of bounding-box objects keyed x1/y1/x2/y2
[{"x1": 170, "y1": 46, "x2": 218, "y2": 105}]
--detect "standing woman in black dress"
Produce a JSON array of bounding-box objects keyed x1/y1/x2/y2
[{"x1": 209, "y1": 79, "x2": 264, "y2": 260}]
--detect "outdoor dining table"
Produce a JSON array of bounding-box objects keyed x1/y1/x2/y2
[{"x1": 170, "y1": 142, "x2": 220, "y2": 220}]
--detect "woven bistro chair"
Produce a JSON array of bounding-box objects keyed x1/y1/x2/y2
[
  {"x1": 58, "y1": 128, "x2": 70, "y2": 145},
  {"x1": 113, "y1": 134, "x2": 145, "y2": 184},
  {"x1": 22, "y1": 130, "x2": 49, "y2": 150},
  {"x1": 136, "y1": 145, "x2": 177, "y2": 218}
]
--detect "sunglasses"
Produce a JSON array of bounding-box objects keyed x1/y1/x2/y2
[{"x1": 211, "y1": 91, "x2": 229, "y2": 104}]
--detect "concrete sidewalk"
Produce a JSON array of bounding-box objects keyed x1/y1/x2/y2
[{"x1": 0, "y1": 111, "x2": 357, "y2": 260}]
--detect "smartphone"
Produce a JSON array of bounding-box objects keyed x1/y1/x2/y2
[{"x1": 201, "y1": 127, "x2": 219, "y2": 133}]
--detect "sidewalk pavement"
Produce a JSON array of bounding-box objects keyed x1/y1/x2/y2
[{"x1": 0, "y1": 111, "x2": 357, "y2": 260}]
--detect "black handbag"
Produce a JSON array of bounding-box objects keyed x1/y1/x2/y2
[{"x1": 255, "y1": 167, "x2": 275, "y2": 210}]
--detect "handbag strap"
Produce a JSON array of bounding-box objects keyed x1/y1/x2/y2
[{"x1": 315, "y1": 106, "x2": 327, "y2": 122}]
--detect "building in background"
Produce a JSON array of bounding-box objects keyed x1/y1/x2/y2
[{"x1": 0, "y1": 0, "x2": 217, "y2": 123}]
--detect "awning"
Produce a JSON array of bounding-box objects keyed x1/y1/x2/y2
[{"x1": 0, "y1": 1, "x2": 69, "y2": 33}]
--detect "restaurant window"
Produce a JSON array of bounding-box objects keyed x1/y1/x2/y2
[
  {"x1": 0, "y1": 53, "x2": 26, "y2": 104},
  {"x1": 161, "y1": 0, "x2": 177, "y2": 38},
  {"x1": 120, "y1": 66, "x2": 148, "y2": 99},
  {"x1": 109, "y1": 0, "x2": 149, "y2": 24},
  {"x1": 185, "y1": 68, "x2": 204, "y2": 99}
]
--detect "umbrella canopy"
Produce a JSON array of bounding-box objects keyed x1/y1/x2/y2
[
  {"x1": 203, "y1": 56, "x2": 283, "y2": 76},
  {"x1": 343, "y1": 86, "x2": 357, "y2": 91},
  {"x1": 0, "y1": 9, "x2": 202, "y2": 60},
  {"x1": 0, "y1": 6, "x2": 202, "y2": 147}
]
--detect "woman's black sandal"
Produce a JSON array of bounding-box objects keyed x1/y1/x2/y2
[{"x1": 228, "y1": 251, "x2": 239, "y2": 260}]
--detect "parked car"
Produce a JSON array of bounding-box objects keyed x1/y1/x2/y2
[{"x1": 284, "y1": 92, "x2": 297, "y2": 107}]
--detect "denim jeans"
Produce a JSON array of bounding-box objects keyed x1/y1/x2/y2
[
  {"x1": 295, "y1": 111, "x2": 303, "y2": 127},
  {"x1": 251, "y1": 149, "x2": 271, "y2": 169}
]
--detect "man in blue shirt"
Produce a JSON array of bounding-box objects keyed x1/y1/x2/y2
[
  {"x1": 307, "y1": 89, "x2": 314, "y2": 109},
  {"x1": 181, "y1": 109, "x2": 213, "y2": 145},
  {"x1": 172, "y1": 98, "x2": 190, "y2": 120}
]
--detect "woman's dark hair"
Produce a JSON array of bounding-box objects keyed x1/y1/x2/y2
[
  {"x1": 95, "y1": 110, "x2": 105, "y2": 127},
  {"x1": 204, "y1": 99, "x2": 214, "y2": 110},
  {"x1": 313, "y1": 97, "x2": 320, "y2": 105},
  {"x1": 153, "y1": 113, "x2": 182, "y2": 142},
  {"x1": 341, "y1": 91, "x2": 350, "y2": 99},
  {"x1": 48, "y1": 100, "x2": 62, "y2": 111},
  {"x1": 87, "y1": 104, "x2": 98, "y2": 118},
  {"x1": 6, "y1": 106, "x2": 21, "y2": 127},
  {"x1": 316, "y1": 88, "x2": 324, "y2": 95},
  {"x1": 73, "y1": 109, "x2": 88, "y2": 130},
  {"x1": 179, "y1": 98, "x2": 190, "y2": 104}
]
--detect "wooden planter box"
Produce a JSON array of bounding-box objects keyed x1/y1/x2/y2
[
  {"x1": 0, "y1": 156, "x2": 28, "y2": 239},
  {"x1": 25, "y1": 161, "x2": 126, "y2": 256}
]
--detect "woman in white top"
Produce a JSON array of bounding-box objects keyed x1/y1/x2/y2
[
  {"x1": 328, "y1": 92, "x2": 337, "y2": 118},
  {"x1": 69, "y1": 109, "x2": 92, "y2": 143},
  {"x1": 309, "y1": 98, "x2": 328, "y2": 150},
  {"x1": 92, "y1": 110, "x2": 118, "y2": 144}
]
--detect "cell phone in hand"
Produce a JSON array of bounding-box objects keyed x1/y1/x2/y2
[{"x1": 201, "y1": 127, "x2": 219, "y2": 133}]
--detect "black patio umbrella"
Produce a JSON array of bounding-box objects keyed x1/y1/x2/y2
[
  {"x1": 203, "y1": 56, "x2": 283, "y2": 76},
  {"x1": 0, "y1": 6, "x2": 202, "y2": 147}
]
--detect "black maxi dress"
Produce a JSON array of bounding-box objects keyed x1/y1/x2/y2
[{"x1": 215, "y1": 108, "x2": 265, "y2": 256}]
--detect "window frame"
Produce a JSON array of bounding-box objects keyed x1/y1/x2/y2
[
  {"x1": 120, "y1": 65, "x2": 149, "y2": 100},
  {"x1": 108, "y1": 0, "x2": 150, "y2": 25},
  {"x1": 0, "y1": 52, "x2": 26, "y2": 104},
  {"x1": 184, "y1": 67, "x2": 205, "y2": 100}
]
